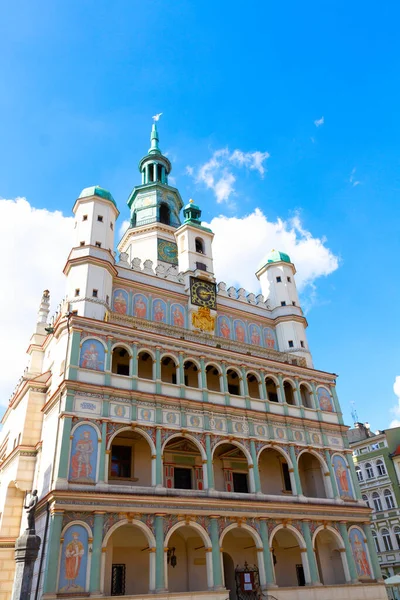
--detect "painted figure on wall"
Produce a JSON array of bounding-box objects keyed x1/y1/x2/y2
[
  {"x1": 171, "y1": 304, "x2": 185, "y2": 327},
  {"x1": 58, "y1": 526, "x2": 88, "y2": 592},
  {"x1": 249, "y1": 324, "x2": 261, "y2": 345},
  {"x1": 218, "y1": 316, "x2": 231, "y2": 339},
  {"x1": 133, "y1": 294, "x2": 147, "y2": 319},
  {"x1": 69, "y1": 425, "x2": 98, "y2": 483},
  {"x1": 349, "y1": 529, "x2": 372, "y2": 578},
  {"x1": 332, "y1": 455, "x2": 353, "y2": 499},
  {"x1": 79, "y1": 339, "x2": 105, "y2": 371},
  {"x1": 263, "y1": 327, "x2": 277, "y2": 349},
  {"x1": 317, "y1": 387, "x2": 334, "y2": 412},
  {"x1": 234, "y1": 320, "x2": 246, "y2": 343},
  {"x1": 113, "y1": 289, "x2": 128, "y2": 315},
  {"x1": 153, "y1": 299, "x2": 166, "y2": 323}
]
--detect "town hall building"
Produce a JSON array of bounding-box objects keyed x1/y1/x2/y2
[{"x1": 0, "y1": 123, "x2": 387, "y2": 599}]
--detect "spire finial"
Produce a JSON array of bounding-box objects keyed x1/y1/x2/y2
[{"x1": 149, "y1": 113, "x2": 162, "y2": 155}]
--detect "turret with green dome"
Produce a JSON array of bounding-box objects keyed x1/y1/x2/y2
[{"x1": 78, "y1": 185, "x2": 117, "y2": 208}]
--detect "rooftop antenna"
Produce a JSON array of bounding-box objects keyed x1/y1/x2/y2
[{"x1": 350, "y1": 401, "x2": 358, "y2": 424}]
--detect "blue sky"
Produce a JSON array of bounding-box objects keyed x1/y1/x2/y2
[{"x1": 1, "y1": 0, "x2": 400, "y2": 429}]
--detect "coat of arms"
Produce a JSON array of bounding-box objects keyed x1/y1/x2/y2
[{"x1": 191, "y1": 307, "x2": 215, "y2": 333}]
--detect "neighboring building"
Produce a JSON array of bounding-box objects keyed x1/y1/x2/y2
[
  {"x1": 0, "y1": 123, "x2": 387, "y2": 600},
  {"x1": 349, "y1": 422, "x2": 400, "y2": 579}
]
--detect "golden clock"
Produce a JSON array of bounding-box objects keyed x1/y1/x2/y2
[{"x1": 190, "y1": 277, "x2": 217, "y2": 310}]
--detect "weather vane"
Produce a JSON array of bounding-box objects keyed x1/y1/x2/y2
[{"x1": 152, "y1": 112, "x2": 163, "y2": 122}]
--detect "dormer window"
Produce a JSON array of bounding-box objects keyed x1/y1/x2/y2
[{"x1": 195, "y1": 238, "x2": 205, "y2": 254}]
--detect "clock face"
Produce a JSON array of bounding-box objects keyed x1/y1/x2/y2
[
  {"x1": 190, "y1": 277, "x2": 217, "y2": 309},
  {"x1": 157, "y1": 238, "x2": 178, "y2": 265}
]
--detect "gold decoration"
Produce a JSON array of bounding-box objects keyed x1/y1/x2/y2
[{"x1": 191, "y1": 307, "x2": 215, "y2": 333}]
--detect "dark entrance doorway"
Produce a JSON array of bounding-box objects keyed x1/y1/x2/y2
[
  {"x1": 223, "y1": 552, "x2": 236, "y2": 600},
  {"x1": 174, "y1": 467, "x2": 192, "y2": 489}
]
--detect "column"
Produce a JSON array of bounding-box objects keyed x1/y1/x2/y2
[
  {"x1": 156, "y1": 427, "x2": 163, "y2": 486},
  {"x1": 178, "y1": 352, "x2": 185, "y2": 399},
  {"x1": 339, "y1": 522, "x2": 359, "y2": 583},
  {"x1": 205, "y1": 434, "x2": 215, "y2": 490},
  {"x1": 259, "y1": 519, "x2": 276, "y2": 587},
  {"x1": 259, "y1": 370, "x2": 269, "y2": 411},
  {"x1": 289, "y1": 444, "x2": 302, "y2": 495},
  {"x1": 330, "y1": 385, "x2": 344, "y2": 425},
  {"x1": 221, "y1": 361, "x2": 230, "y2": 406},
  {"x1": 153, "y1": 163, "x2": 157, "y2": 181},
  {"x1": 301, "y1": 521, "x2": 320, "y2": 585},
  {"x1": 131, "y1": 342, "x2": 138, "y2": 391},
  {"x1": 209, "y1": 517, "x2": 223, "y2": 589},
  {"x1": 363, "y1": 523, "x2": 383, "y2": 580},
  {"x1": 324, "y1": 449, "x2": 340, "y2": 498},
  {"x1": 277, "y1": 374, "x2": 288, "y2": 416},
  {"x1": 241, "y1": 366, "x2": 251, "y2": 409},
  {"x1": 90, "y1": 512, "x2": 105, "y2": 593},
  {"x1": 98, "y1": 420, "x2": 108, "y2": 482},
  {"x1": 104, "y1": 337, "x2": 112, "y2": 386},
  {"x1": 43, "y1": 508, "x2": 64, "y2": 593},
  {"x1": 200, "y1": 356, "x2": 208, "y2": 402},
  {"x1": 57, "y1": 416, "x2": 73, "y2": 480},
  {"x1": 294, "y1": 378, "x2": 305, "y2": 417},
  {"x1": 250, "y1": 439, "x2": 261, "y2": 493},
  {"x1": 155, "y1": 514, "x2": 166, "y2": 591},
  {"x1": 155, "y1": 347, "x2": 161, "y2": 394},
  {"x1": 346, "y1": 452, "x2": 363, "y2": 500}
]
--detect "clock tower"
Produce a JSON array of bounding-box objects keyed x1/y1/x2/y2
[
  {"x1": 175, "y1": 199, "x2": 217, "y2": 334},
  {"x1": 118, "y1": 122, "x2": 183, "y2": 267}
]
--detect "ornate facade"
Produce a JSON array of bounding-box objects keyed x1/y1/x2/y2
[{"x1": 0, "y1": 123, "x2": 387, "y2": 599}]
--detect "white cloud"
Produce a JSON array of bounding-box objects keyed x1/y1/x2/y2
[
  {"x1": 389, "y1": 376, "x2": 400, "y2": 428},
  {"x1": 185, "y1": 165, "x2": 194, "y2": 176},
  {"x1": 0, "y1": 198, "x2": 74, "y2": 407},
  {"x1": 314, "y1": 116, "x2": 324, "y2": 127},
  {"x1": 118, "y1": 219, "x2": 130, "y2": 239},
  {"x1": 349, "y1": 167, "x2": 361, "y2": 187},
  {"x1": 206, "y1": 208, "x2": 339, "y2": 302},
  {"x1": 196, "y1": 148, "x2": 269, "y2": 203}
]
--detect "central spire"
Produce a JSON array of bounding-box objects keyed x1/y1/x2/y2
[{"x1": 148, "y1": 123, "x2": 161, "y2": 155}]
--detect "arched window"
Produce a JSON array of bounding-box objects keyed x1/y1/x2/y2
[
  {"x1": 299, "y1": 384, "x2": 313, "y2": 408},
  {"x1": 362, "y1": 494, "x2": 370, "y2": 507},
  {"x1": 227, "y1": 369, "x2": 241, "y2": 396},
  {"x1": 183, "y1": 360, "x2": 199, "y2": 388},
  {"x1": 372, "y1": 492, "x2": 383, "y2": 512},
  {"x1": 376, "y1": 459, "x2": 386, "y2": 476},
  {"x1": 283, "y1": 381, "x2": 295, "y2": 405},
  {"x1": 356, "y1": 466, "x2": 363, "y2": 482},
  {"x1": 372, "y1": 530, "x2": 380, "y2": 553},
  {"x1": 246, "y1": 373, "x2": 260, "y2": 399},
  {"x1": 161, "y1": 356, "x2": 177, "y2": 384},
  {"x1": 382, "y1": 528, "x2": 393, "y2": 551},
  {"x1": 265, "y1": 377, "x2": 279, "y2": 402},
  {"x1": 394, "y1": 526, "x2": 400, "y2": 549},
  {"x1": 137, "y1": 351, "x2": 153, "y2": 380},
  {"x1": 195, "y1": 237, "x2": 205, "y2": 254},
  {"x1": 384, "y1": 488, "x2": 395, "y2": 509},
  {"x1": 206, "y1": 364, "x2": 221, "y2": 392},
  {"x1": 111, "y1": 346, "x2": 130, "y2": 376},
  {"x1": 159, "y1": 203, "x2": 170, "y2": 225},
  {"x1": 365, "y1": 463, "x2": 374, "y2": 479}
]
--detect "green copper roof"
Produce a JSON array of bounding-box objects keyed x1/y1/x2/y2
[
  {"x1": 78, "y1": 185, "x2": 117, "y2": 207},
  {"x1": 148, "y1": 123, "x2": 161, "y2": 155},
  {"x1": 259, "y1": 249, "x2": 291, "y2": 269}
]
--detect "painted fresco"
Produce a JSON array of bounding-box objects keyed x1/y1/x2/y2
[
  {"x1": 79, "y1": 339, "x2": 105, "y2": 371},
  {"x1": 113, "y1": 289, "x2": 128, "y2": 315},
  {"x1": 263, "y1": 327, "x2": 277, "y2": 349},
  {"x1": 171, "y1": 303, "x2": 185, "y2": 327},
  {"x1": 133, "y1": 293, "x2": 148, "y2": 319},
  {"x1": 332, "y1": 454, "x2": 354, "y2": 499},
  {"x1": 152, "y1": 298, "x2": 167, "y2": 323},
  {"x1": 233, "y1": 319, "x2": 247, "y2": 343},
  {"x1": 58, "y1": 525, "x2": 89, "y2": 592},
  {"x1": 217, "y1": 315, "x2": 231, "y2": 339},
  {"x1": 68, "y1": 424, "x2": 98, "y2": 483},
  {"x1": 317, "y1": 387, "x2": 334, "y2": 412},
  {"x1": 249, "y1": 323, "x2": 262, "y2": 346},
  {"x1": 349, "y1": 529, "x2": 372, "y2": 578}
]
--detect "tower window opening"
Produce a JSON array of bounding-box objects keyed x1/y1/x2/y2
[
  {"x1": 300, "y1": 341, "x2": 305, "y2": 348},
  {"x1": 80, "y1": 241, "x2": 85, "y2": 247},
  {"x1": 281, "y1": 301, "x2": 286, "y2": 306},
  {"x1": 75, "y1": 288, "x2": 80, "y2": 297},
  {"x1": 92, "y1": 289, "x2": 98, "y2": 298},
  {"x1": 287, "y1": 276, "x2": 292, "y2": 282},
  {"x1": 95, "y1": 241, "x2": 102, "y2": 248},
  {"x1": 276, "y1": 276, "x2": 282, "y2": 283},
  {"x1": 97, "y1": 215, "x2": 103, "y2": 222},
  {"x1": 292, "y1": 301, "x2": 297, "y2": 306},
  {"x1": 157, "y1": 164, "x2": 163, "y2": 181},
  {"x1": 159, "y1": 203, "x2": 170, "y2": 225},
  {"x1": 195, "y1": 238, "x2": 205, "y2": 254},
  {"x1": 196, "y1": 262, "x2": 207, "y2": 271},
  {"x1": 82, "y1": 214, "x2": 88, "y2": 221},
  {"x1": 148, "y1": 165, "x2": 154, "y2": 182},
  {"x1": 110, "y1": 222, "x2": 114, "y2": 230},
  {"x1": 288, "y1": 340, "x2": 294, "y2": 348}
]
